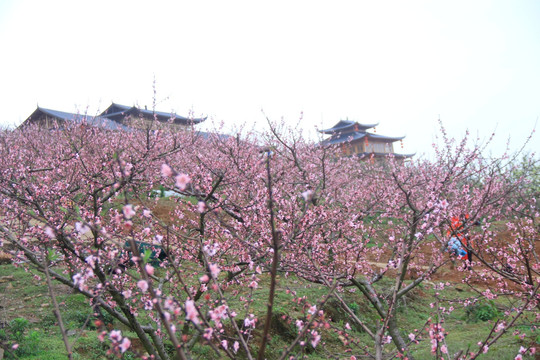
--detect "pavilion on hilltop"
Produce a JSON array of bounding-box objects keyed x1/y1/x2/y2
[{"x1": 319, "y1": 119, "x2": 413, "y2": 160}]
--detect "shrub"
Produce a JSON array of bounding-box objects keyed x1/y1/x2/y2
[
  {"x1": 0, "y1": 317, "x2": 42, "y2": 358},
  {"x1": 466, "y1": 301, "x2": 500, "y2": 322}
]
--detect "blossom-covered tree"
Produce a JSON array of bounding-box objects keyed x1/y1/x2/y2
[{"x1": 0, "y1": 118, "x2": 537, "y2": 359}]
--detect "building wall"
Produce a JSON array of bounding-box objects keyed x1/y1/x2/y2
[
  {"x1": 342, "y1": 140, "x2": 394, "y2": 155},
  {"x1": 365, "y1": 141, "x2": 394, "y2": 154}
]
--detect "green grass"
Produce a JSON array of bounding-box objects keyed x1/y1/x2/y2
[{"x1": 0, "y1": 263, "x2": 536, "y2": 359}]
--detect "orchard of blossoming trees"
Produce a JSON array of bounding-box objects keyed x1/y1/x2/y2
[{"x1": 0, "y1": 118, "x2": 537, "y2": 360}]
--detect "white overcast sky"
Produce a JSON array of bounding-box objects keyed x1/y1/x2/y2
[{"x1": 0, "y1": 0, "x2": 539, "y2": 157}]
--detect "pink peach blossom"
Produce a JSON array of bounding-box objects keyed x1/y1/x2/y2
[
  {"x1": 137, "y1": 280, "x2": 148, "y2": 292},
  {"x1": 175, "y1": 173, "x2": 190, "y2": 191},
  {"x1": 161, "y1": 163, "x2": 173, "y2": 177}
]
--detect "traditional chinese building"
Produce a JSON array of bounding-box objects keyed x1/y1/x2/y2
[
  {"x1": 19, "y1": 103, "x2": 206, "y2": 131},
  {"x1": 319, "y1": 119, "x2": 413, "y2": 160},
  {"x1": 100, "y1": 103, "x2": 206, "y2": 129},
  {"x1": 19, "y1": 107, "x2": 132, "y2": 131}
]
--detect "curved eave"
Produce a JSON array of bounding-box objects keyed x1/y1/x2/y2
[
  {"x1": 104, "y1": 106, "x2": 206, "y2": 124},
  {"x1": 29, "y1": 107, "x2": 97, "y2": 124},
  {"x1": 319, "y1": 120, "x2": 379, "y2": 134},
  {"x1": 321, "y1": 132, "x2": 366, "y2": 145},
  {"x1": 171, "y1": 116, "x2": 207, "y2": 125},
  {"x1": 357, "y1": 152, "x2": 415, "y2": 159},
  {"x1": 151, "y1": 110, "x2": 206, "y2": 124},
  {"x1": 366, "y1": 133, "x2": 405, "y2": 142},
  {"x1": 321, "y1": 132, "x2": 405, "y2": 146}
]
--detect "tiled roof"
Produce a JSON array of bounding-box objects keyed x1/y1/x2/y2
[
  {"x1": 321, "y1": 131, "x2": 366, "y2": 145},
  {"x1": 356, "y1": 152, "x2": 415, "y2": 159},
  {"x1": 321, "y1": 131, "x2": 404, "y2": 145},
  {"x1": 319, "y1": 120, "x2": 379, "y2": 134},
  {"x1": 102, "y1": 103, "x2": 206, "y2": 125},
  {"x1": 366, "y1": 133, "x2": 405, "y2": 142},
  {"x1": 29, "y1": 107, "x2": 131, "y2": 131}
]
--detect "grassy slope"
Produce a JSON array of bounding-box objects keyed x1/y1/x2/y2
[
  {"x1": 0, "y1": 263, "x2": 536, "y2": 359},
  {"x1": 0, "y1": 264, "x2": 113, "y2": 359}
]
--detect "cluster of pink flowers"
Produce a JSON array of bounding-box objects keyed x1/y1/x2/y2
[
  {"x1": 122, "y1": 204, "x2": 136, "y2": 219},
  {"x1": 137, "y1": 279, "x2": 149, "y2": 292},
  {"x1": 75, "y1": 221, "x2": 90, "y2": 234},
  {"x1": 185, "y1": 299, "x2": 200, "y2": 325},
  {"x1": 310, "y1": 330, "x2": 321, "y2": 348},
  {"x1": 175, "y1": 173, "x2": 190, "y2": 191},
  {"x1": 98, "y1": 329, "x2": 131, "y2": 354},
  {"x1": 427, "y1": 322, "x2": 447, "y2": 354},
  {"x1": 72, "y1": 268, "x2": 94, "y2": 292},
  {"x1": 515, "y1": 345, "x2": 536, "y2": 359},
  {"x1": 243, "y1": 314, "x2": 257, "y2": 328}
]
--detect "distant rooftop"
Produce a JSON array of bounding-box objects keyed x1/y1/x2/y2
[
  {"x1": 101, "y1": 103, "x2": 206, "y2": 125},
  {"x1": 321, "y1": 131, "x2": 405, "y2": 145},
  {"x1": 21, "y1": 107, "x2": 131, "y2": 131},
  {"x1": 19, "y1": 102, "x2": 207, "y2": 131},
  {"x1": 319, "y1": 120, "x2": 379, "y2": 134}
]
